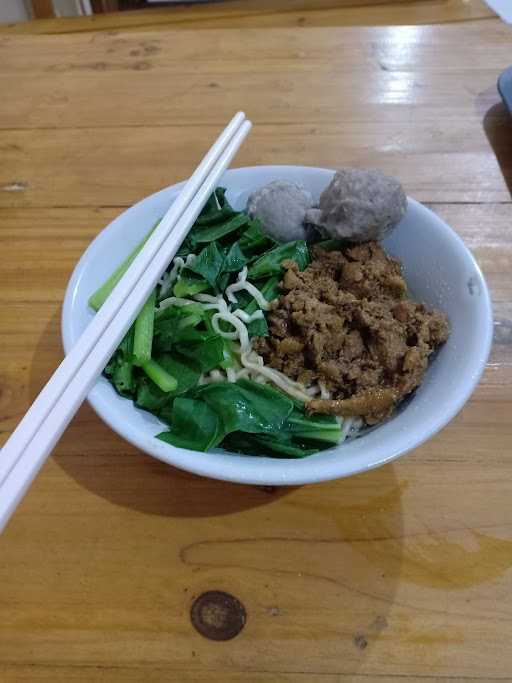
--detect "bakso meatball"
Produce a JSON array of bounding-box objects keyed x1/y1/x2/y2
[
  {"x1": 247, "y1": 180, "x2": 313, "y2": 242},
  {"x1": 305, "y1": 168, "x2": 407, "y2": 242}
]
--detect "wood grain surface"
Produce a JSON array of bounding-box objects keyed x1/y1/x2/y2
[
  {"x1": 0, "y1": 0, "x2": 496, "y2": 33},
  {"x1": 0, "y1": 18, "x2": 511, "y2": 682}
]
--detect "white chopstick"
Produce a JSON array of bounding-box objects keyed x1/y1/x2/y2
[
  {"x1": 0, "y1": 111, "x2": 246, "y2": 487},
  {"x1": 0, "y1": 114, "x2": 252, "y2": 531}
]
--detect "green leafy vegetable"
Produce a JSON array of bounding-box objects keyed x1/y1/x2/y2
[
  {"x1": 156, "y1": 352, "x2": 201, "y2": 396},
  {"x1": 186, "y1": 241, "x2": 225, "y2": 289},
  {"x1": 195, "y1": 188, "x2": 233, "y2": 226},
  {"x1": 191, "y1": 213, "x2": 249, "y2": 245},
  {"x1": 197, "y1": 191, "x2": 219, "y2": 217},
  {"x1": 153, "y1": 304, "x2": 206, "y2": 352},
  {"x1": 244, "y1": 275, "x2": 280, "y2": 338},
  {"x1": 245, "y1": 316, "x2": 267, "y2": 339},
  {"x1": 176, "y1": 312, "x2": 203, "y2": 331},
  {"x1": 135, "y1": 375, "x2": 169, "y2": 412},
  {"x1": 238, "y1": 219, "x2": 275, "y2": 254},
  {"x1": 248, "y1": 240, "x2": 309, "y2": 279},
  {"x1": 195, "y1": 204, "x2": 234, "y2": 226},
  {"x1": 155, "y1": 302, "x2": 204, "y2": 322},
  {"x1": 182, "y1": 241, "x2": 248, "y2": 294},
  {"x1": 215, "y1": 187, "x2": 229, "y2": 207},
  {"x1": 158, "y1": 401, "x2": 174, "y2": 426},
  {"x1": 200, "y1": 308, "x2": 235, "y2": 368},
  {"x1": 285, "y1": 409, "x2": 342, "y2": 445},
  {"x1": 104, "y1": 327, "x2": 135, "y2": 396},
  {"x1": 175, "y1": 334, "x2": 225, "y2": 373},
  {"x1": 217, "y1": 395, "x2": 342, "y2": 458},
  {"x1": 157, "y1": 398, "x2": 222, "y2": 451},
  {"x1": 154, "y1": 325, "x2": 218, "y2": 354},
  {"x1": 173, "y1": 272, "x2": 210, "y2": 298},
  {"x1": 176, "y1": 237, "x2": 194, "y2": 259},
  {"x1": 192, "y1": 378, "x2": 294, "y2": 435},
  {"x1": 135, "y1": 350, "x2": 199, "y2": 416},
  {"x1": 315, "y1": 238, "x2": 349, "y2": 252},
  {"x1": 222, "y1": 242, "x2": 247, "y2": 273},
  {"x1": 158, "y1": 378, "x2": 298, "y2": 454},
  {"x1": 223, "y1": 432, "x2": 317, "y2": 458}
]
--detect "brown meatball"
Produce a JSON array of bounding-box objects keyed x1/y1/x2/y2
[{"x1": 305, "y1": 168, "x2": 407, "y2": 242}]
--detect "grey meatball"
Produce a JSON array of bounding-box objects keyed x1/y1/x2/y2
[
  {"x1": 247, "y1": 180, "x2": 313, "y2": 242},
  {"x1": 305, "y1": 168, "x2": 407, "y2": 242}
]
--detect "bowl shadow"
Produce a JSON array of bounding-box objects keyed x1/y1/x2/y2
[
  {"x1": 29, "y1": 310, "x2": 297, "y2": 518},
  {"x1": 30, "y1": 312, "x2": 405, "y2": 663},
  {"x1": 482, "y1": 101, "x2": 512, "y2": 198}
]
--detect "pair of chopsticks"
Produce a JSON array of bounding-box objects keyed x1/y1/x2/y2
[{"x1": 0, "y1": 112, "x2": 252, "y2": 532}]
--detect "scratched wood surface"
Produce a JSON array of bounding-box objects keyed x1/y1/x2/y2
[{"x1": 0, "y1": 20, "x2": 511, "y2": 682}]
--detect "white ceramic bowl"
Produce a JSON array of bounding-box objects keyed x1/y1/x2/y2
[{"x1": 62, "y1": 166, "x2": 493, "y2": 486}]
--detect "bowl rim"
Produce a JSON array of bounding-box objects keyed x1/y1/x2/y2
[{"x1": 61, "y1": 165, "x2": 493, "y2": 485}]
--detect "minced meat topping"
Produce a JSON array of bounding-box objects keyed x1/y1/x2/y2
[{"x1": 253, "y1": 242, "x2": 449, "y2": 424}]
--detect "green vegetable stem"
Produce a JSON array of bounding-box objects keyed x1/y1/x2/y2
[
  {"x1": 88, "y1": 221, "x2": 158, "y2": 312},
  {"x1": 141, "y1": 358, "x2": 177, "y2": 393},
  {"x1": 133, "y1": 289, "x2": 156, "y2": 366},
  {"x1": 248, "y1": 240, "x2": 309, "y2": 279}
]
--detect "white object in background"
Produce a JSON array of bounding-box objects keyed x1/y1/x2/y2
[
  {"x1": 483, "y1": 0, "x2": 512, "y2": 23},
  {"x1": 53, "y1": 0, "x2": 92, "y2": 17},
  {"x1": 0, "y1": 0, "x2": 31, "y2": 23}
]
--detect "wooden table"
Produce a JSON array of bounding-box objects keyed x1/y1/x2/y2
[
  {"x1": 1, "y1": 18, "x2": 511, "y2": 682},
  {"x1": 0, "y1": 0, "x2": 497, "y2": 33}
]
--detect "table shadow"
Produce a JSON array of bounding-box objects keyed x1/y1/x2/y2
[{"x1": 482, "y1": 101, "x2": 512, "y2": 197}]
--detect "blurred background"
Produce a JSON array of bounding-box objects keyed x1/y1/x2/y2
[
  {"x1": 0, "y1": 1, "x2": 214, "y2": 22},
  {"x1": 0, "y1": 0, "x2": 499, "y2": 25}
]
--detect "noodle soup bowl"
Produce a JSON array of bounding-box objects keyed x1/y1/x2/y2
[{"x1": 62, "y1": 166, "x2": 492, "y2": 485}]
